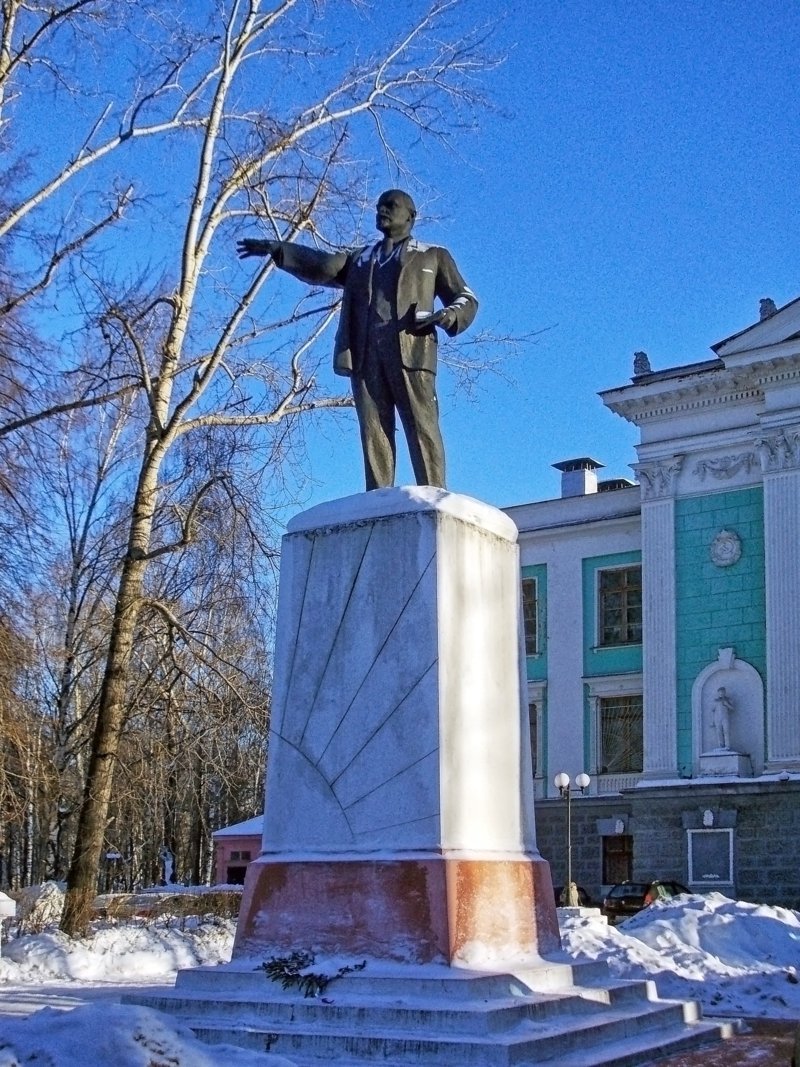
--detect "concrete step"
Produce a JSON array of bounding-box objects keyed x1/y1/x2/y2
[
  {"x1": 130, "y1": 977, "x2": 664, "y2": 1037},
  {"x1": 536, "y1": 1018, "x2": 739, "y2": 1067},
  {"x1": 186, "y1": 1002, "x2": 714, "y2": 1065},
  {"x1": 125, "y1": 960, "x2": 735, "y2": 1066},
  {"x1": 171, "y1": 956, "x2": 612, "y2": 999},
  {"x1": 282, "y1": 1018, "x2": 737, "y2": 1067},
  {"x1": 133, "y1": 988, "x2": 604, "y2": 1034}
]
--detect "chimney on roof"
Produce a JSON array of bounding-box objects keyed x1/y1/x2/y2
[
  {"x1": 759, "y1": 298, "x2": 778, "y2": 321},
  {"x1": 553, "y1": 457, "x2": 605, "y2": 498}
]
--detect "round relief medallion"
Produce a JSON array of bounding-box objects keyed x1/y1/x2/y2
[{"x1": 710, "y1": 528, "x2": 742, "y2": 567}]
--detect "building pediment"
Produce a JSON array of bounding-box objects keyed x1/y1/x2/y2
[{"x1": 712, "y1": 295, "x2": 800, "y2": 360}]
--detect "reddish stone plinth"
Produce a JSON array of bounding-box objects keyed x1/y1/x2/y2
[{"x1": 233, "y1": 854, "x2": 561, "y2": 965}]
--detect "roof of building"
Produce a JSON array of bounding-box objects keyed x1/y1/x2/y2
[
  {"x1": 630, "y1": 357, "x2": 724, "y2": 385},
  {"x1": 505, "y1": 483, "x2": 641, "y2": 532},
  {"x1": 212, "y1": 815, "x2": 263, "y2": 838},
  {"x1": 711, "y1": 293, "x2": 800, "y2": 353}
]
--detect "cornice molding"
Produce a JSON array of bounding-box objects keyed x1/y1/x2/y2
[
  {"x1": 604, "y1": 353, "x2": 800, "y2": 426},
  {"x1": 605, "y1": 378, "x2": 759, "y2": 425},
  {"x1": 752, "y1": 360, "x2": 800, "y2": 390}
]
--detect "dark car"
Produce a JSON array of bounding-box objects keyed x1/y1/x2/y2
[
  {"x1": 554, "y1": 884, "x2": 592, "y2": 907},
  {"x1": 602, "y1": 879, "x2": 689, "y2": 923}
]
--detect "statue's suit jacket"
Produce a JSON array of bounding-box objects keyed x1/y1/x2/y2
[{"x1": 273, "y1": 238, "x2": 478, "y2": 377}]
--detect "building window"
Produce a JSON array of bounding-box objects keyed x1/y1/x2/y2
[
  {"x1": 598, "y1": 565, "x2": 642, "y2": 646},
  {"x1": 529, "y1": 702, "x2": 538, "y2": 777},
  {"x1": 602, "y1": 834, "x2": 633, "y2": 884},
  {"x1": 522, "y1": 577, "x2": 538, "y2": 655},
  {"x1": 599, "y1": 695, "x2": 643, "y2": 773},
  {"x1": 229, "y1": 850, "x2": 252, "y2": 862}
]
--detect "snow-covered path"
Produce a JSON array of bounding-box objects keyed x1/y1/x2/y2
[{"x1": 0, "y1": 979, "x2": 170, "y2": 1018}]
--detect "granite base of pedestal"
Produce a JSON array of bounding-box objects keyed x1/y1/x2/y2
[
  {"x1": 699, "y1": 750, "x2": 751, "y2": 776},
  {"x1": 233, "y1": 853, "x2": 560, "y2": 968}
]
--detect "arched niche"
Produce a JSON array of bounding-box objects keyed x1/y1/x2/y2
[{"x1": 691, "y1": 648, "x2": 764, "y2": 777}]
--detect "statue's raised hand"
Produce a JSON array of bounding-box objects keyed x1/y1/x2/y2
[{"x1": 237, "y1": 238, "x2": 280, "y2": 260}]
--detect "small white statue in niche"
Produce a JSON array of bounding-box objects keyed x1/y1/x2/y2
[{"x1": 709, "y1": 686, "x2": 735, "y2": 750}]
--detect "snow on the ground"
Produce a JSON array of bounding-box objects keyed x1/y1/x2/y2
[
  {"x1": 560, "y1": 891, "x2": 800, "y2": 1019},
  {"x1": 0, "y1": 1001, "x2": 295, "y2": 1066},
  {"x1": 0, "y1": 917, "x2": 234, "y2": 983},
  {"x1": 1, "y1": 892, "x2": 800, "y2": 1063},
  {"x1": 0, "y1": 916, "x2": 291, "y2": 1065}
]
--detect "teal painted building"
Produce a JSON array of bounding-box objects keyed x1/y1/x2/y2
[
  {"x1": 674, "y1": 489, "x2": 766, "y2": 775},
  {"x1": 507, "y1": 296, "x2": 800, "y2": 906}
]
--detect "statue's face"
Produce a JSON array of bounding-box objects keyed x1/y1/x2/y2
[{"x1": 376, "y1": 191, "x2": 414, "y2": 239}]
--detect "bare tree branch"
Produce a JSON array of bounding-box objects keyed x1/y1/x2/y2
[
  {"x1": 0, "y1": 384, "x2": 138, "y2": 438},
  {"x1": 1, "y1": 186, "x2": 133, "y2": 316},
  {"x1": 131, "y1": 474, "x2": 228, "y2": 561}
]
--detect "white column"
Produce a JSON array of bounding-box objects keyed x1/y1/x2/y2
[
  {"x1": 760, "y1": 435, "x2": 800, "y2": 766},
  {"x1": 635, "y1": 458, "x2": 682, "y2": 778}
]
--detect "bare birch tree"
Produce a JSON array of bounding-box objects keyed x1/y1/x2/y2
[
  {"x1": 0, "y1": 0, "x2": 497, "y2": 932},
  {"x1": 0, "y1": 1, "x2": 221, "y2": 436}
]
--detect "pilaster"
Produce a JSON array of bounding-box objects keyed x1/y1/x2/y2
[
  {"x1": 634, "y1": 458, "x2": 681, "y2": 778},
  {"x1": 759, "y1": 429, "x2": 800, "y2": 766}
]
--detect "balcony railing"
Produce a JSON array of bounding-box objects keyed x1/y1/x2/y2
[{"x1": 595, "y1": 772, "x2": 639, "y2": 794}]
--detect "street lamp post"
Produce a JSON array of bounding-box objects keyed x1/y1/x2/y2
[{"x1": 553, "y1": 771, "x2": 591, "y2": 906}]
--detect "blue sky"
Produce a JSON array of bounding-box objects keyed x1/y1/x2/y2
[{"x1": 297, "y1": 0, "x2": 800, "y2": 512}]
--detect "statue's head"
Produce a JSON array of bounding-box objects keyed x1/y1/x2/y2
[{"x1": 376, "y1": 189, "x2": 416, "y2": 240}]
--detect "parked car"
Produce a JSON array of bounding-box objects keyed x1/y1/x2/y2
[
  {"x1": 554, "y1": 884, "x2": 592, "y2": 907},
  {"x1": 602, "y1": 880, "x2": 689, "y2": 923}
]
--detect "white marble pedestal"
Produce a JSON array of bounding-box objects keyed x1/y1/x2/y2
[
  {"x1": 234, "y1": 487, "x2": 559, "y2": 967},
  {"x1": 699, "y1": 749, "x2": 751, "y2": 777}
]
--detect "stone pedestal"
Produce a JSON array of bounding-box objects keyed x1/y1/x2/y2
[
  {"x1": 234, "y1": 487, "x2": 559, "y2": 968},
  {"x1": 698, "y1": 749, "x2": 751, "y2": 777},
  {"x1": 134, "y1": 495, "x2": 726, "y2": 1064}
]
